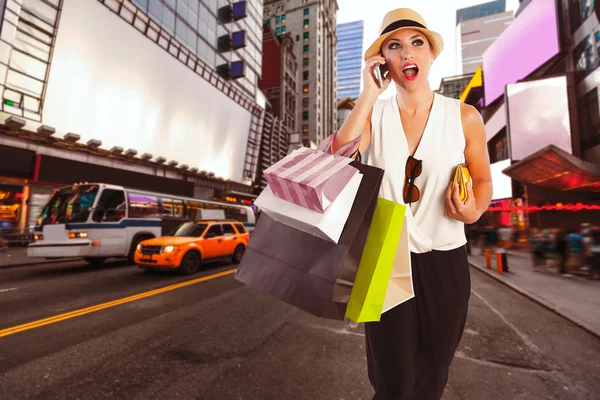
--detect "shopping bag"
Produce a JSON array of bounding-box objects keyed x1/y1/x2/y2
[
  {"x1": 264, "y1": 147, "x2": 359, "y2": 213},
  {"x1": 254, "y1": 171, "x2": 362, "y2": 243},
  {"x1": 234, "y1": 161, "x2": 384, "y2": 319},
  {"x1": 345, "y1": 198, "x2": 414, "y2": 323}
]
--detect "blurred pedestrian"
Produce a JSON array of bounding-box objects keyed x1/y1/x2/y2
[{"x1": 555, "y1": 229, "x2": 569, "y2": 275}]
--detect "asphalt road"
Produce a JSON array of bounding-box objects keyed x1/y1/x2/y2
[{"x1": 0, "y1": 259, "x2": 598, "y2": 399}]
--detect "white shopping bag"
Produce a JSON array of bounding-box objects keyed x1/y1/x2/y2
[
  {"x1": 254, "y1": 172, "x2": 363, "y2": 243},
  {"x1": 383, "y1": 216, "x2": 414, "y2": 313}
]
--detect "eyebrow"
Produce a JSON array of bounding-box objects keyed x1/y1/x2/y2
[{"x1": 388, "y1": 34, "x2": 424, "y2": 42}]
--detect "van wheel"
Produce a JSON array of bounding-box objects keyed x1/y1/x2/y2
[
  {"x1": 128, "y1": 236, "x2": 151, "y2": 263},
  {"x1": 232, "y1": 245, "x2": 245, "y2": 264},
  {"x1": 179, "y1": 251, "x2": 201, "y2": 275},
  {"x1": 84, "y1": 257, "x2": 107, "y2": 265}
]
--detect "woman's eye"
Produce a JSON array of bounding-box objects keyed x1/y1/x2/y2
[
  {"x1": 388, "y1": 42, "x2": 400, "y2": 50},
  {"x1": 413, "y1": 39, "x2": 424, "y2": 46}
]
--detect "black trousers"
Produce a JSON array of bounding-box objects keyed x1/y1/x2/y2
[{"x1": 365, "y1": 245, "x2": 471, "y2": 400}]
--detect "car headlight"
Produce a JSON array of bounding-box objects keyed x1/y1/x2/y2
[
  {"x1": 162, "y1": 245, "x2": 177, "y2": 253},
  {"x1": 137, "y1": 244, "x2": 142, "y2": 251}
]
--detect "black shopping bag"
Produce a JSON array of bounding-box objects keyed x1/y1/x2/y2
[{"x1": 234, "y1": 161, "x2": 384, "y2": 319}]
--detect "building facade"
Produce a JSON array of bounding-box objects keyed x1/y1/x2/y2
[
  {"x1": 336, "y1": 20, "x2": 363, "y2": 100},
  {"x1": 264, "y1": 0, "x2": 338, "y2": 148},
  {"x1": 258, "y1": 23, "x2": 299, "y2": 133},
  {"x1": 0, "y1": 0, "x2": 267, "y2": 232},
  {"x1": 456, "y1": 10, "x2": 514, "y2": 74},
  {"x1": 456, "y1": 0, "x2": 506, "y2": 24},
  {"x1": 458, "y1": 0, "x2": 600, "y2": 231},
  {"x1": 435, "y1": 73, "x2": 475, "y2": 99}
]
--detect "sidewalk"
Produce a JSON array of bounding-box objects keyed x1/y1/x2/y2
[
  {"x1": 468, "y1": 250, "x2": 600, "y2": 338},
  {"x1": 0, "y1": 247, "x2": 73, "y2": 268}
]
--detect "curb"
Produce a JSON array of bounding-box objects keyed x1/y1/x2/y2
[{"x1": 468, "y1": 261, "x2": 600, "y2": 340}]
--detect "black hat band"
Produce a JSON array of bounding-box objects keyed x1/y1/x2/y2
[{"x1": 380, "y1": 19, "x2": 427, "y2": 36}]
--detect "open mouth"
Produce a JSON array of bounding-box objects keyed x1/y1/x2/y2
[{"x1": 402, "y1": 64, "x2": 419, "y2": 81}]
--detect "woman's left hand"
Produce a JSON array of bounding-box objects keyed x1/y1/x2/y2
[{"x1": 446, "y1": 181, "x2": 481, "y2": 224}]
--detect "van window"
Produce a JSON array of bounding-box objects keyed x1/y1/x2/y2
[
  {"x1": 93, "y1": 189, "x2": 126, "y2": 222},
  {"x1": 128, "y1": 193, "x2": 160, "y2": 218},
  {"x1": 205, "y1": 224, "x2": 223, "y2": 238},
  {"x1": 162, "y1": 198, "x2": 185, "y2": 217},
  {"x1": 223, "y1": 224, "x2": 236, "y2": 236},
  {"x1": 234, "y1": 224, "x2": 246, "y2": 234}
]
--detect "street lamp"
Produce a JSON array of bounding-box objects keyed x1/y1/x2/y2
[
  {"x1": 37, "y1": 125, "x2": 55, "y2": 137},
  {"x1": 64, "y1": 133, "x2": 80, "y2": 143},
  {"x1": 4, "y1": 116, "x2": 25, "y2": 129},
  {"x1": 109, "y1": 146, "x2": 124, "y2": 156},
  {"x1": 155, "y1": 156, "x2": 166, "y2": 164},
  {"x1": 86, "y1": 139, "x2": 102, "y2": 149},
  {"x1": 141, "y1": 153, "x2": 153, "y2": 161},
  {"x1": 124, "y1": 149, "x2": 138, "y2": 157}
]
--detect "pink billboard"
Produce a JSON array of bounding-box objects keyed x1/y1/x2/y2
[
  {"x1": 506, "y1": 76, "x2": 573, "y2": 161},
  {"x1": 483, "y1": 0, "x2": 560, "y2": 105}
]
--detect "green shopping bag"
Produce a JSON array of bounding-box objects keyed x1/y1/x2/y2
[{"x1": 345, "y1": 197, "x2": 408, "y2": 323}]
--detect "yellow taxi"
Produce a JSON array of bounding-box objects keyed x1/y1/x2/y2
[{"x1": 134, "y1": 220, "x2": 249, "y2": 274}]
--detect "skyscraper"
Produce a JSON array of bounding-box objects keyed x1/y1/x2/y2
[
  {"x1": 337, "y1": 20, "x2": 364, "y2": 100},
  {"x1": 455, "y1": 3, "x2": 513, "y2": 74},
  {"x1": 456, "y1": 0, "x2": 506, "y2": 25},
  {"x1": 264, "y1": 0, "x2": 338, "y2": 148}
]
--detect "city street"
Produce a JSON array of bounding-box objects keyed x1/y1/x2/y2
[{"x1": 0, "y1": 258, "x2": 598, "y2": 399}]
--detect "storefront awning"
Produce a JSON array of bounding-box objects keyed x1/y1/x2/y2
[
  {"x1": 459, "y1": 66, "x2": 483, "y2": 103},
  {"x1": 502, "y1": 145, "x2": 600, "y2": 192}
]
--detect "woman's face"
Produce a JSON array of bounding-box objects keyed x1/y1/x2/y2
[{"x1": 381, "y1": 28, "x2": 433, "y2": 89}]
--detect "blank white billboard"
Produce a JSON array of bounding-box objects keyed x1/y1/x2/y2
[
  {"x1": 42, "y1": 0, "x2": 252, "y2": 182},
  {"x1": 491, "y1": 159, "x2": 512, "y2": 200},
  {"x1": 506, "y1": 76, "x2": 572, "y2": 161}
]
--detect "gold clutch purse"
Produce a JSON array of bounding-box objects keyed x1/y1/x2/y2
[{"x1": 453, "y1": 163, "x2": 471, "y2": 202}]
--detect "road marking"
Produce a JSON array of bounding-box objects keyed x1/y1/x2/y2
[
  {"x1": 0, "y1": 269, "x2": 236, "y2": 338},
  {"x1": 0, "y1": 287, "x2": 17, "y2": 293},
  {"x1": 471, "y1": 289, "x2": 543, "y2": 355}
]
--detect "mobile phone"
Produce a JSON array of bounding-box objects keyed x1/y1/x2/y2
[{"x1": 374, "y1": 62, "x2": 388, "y2": 88}]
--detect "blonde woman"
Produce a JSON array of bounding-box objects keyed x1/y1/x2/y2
[{"x1": 332, "y1": 9, "x2": 493, "y2": 399}]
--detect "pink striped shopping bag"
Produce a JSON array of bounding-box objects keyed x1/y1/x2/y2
[{"x1": 263, "y1": 147, "x2": 359, "y2": 213}]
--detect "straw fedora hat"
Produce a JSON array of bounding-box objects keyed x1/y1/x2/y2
[{"x1": 364, "y1": 8, "x2": 444, "y2": 61}]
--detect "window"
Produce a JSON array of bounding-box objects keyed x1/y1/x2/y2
[
  {"x1": 304, "y1": 19, "x2": 309, "y2": 29},
  {"x1": 92, "y1": 189, "x2": 126, "y2": 222},
  {"x1": 267, "y1": 18, "x2": 271, "y2": 24},
  {"x1": 579, "y1": 88, "x2": 600, "y2": 150},
  {"x1": 303, "y1": 98, "x2": 309, "y2": 107},
  {"x1": 303, "y1": 70, "x2": 309, "y2": 80},
  {"x1": 303, "y1": 32, "x2": 309, "y2": 41},
  {"x1": 303, "y1": 111, "x2": 309, "y2": 120},
  {"x1": 276, "y1": 15, "x2": 280, "y2": 24},
  {"x1": 303, "y1": 84, "x2": 309, "y2": 93},
  {"x1": 234, "y1": 224, "x2": 247, "y2": 234},
  {"x1": 303, "y1": 45, "x2": 309, "y2": 54},
  {"x1": 303, "y1": 57, "x2": 309, "y2": 66},
  {"x1": 205, "y1": 224, "x2": 223, "y2": 238},
  {"x1": 128, "y1": 193, "x2": 160, "y2": 219},
  {"x1": 304, "y1": 8, "x2": 309, "y2": 16},
  {"x1": 162, "y1": 198, "x2": 184, "y2": 217},
  {"x1": 282, "y1": 25, "x2": 286, "y2": 33},
  {"x1": 223, "y1": 224, "x2": 236, "y2": 236},
  {"x1": 282, "y1": 14, "x2": 286, "y2": 22},
  {"x1": 276, "y1": 27, "x2": 280, "y2": 35}
]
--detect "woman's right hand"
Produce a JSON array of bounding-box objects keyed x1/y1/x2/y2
[{"x1": 362, "y1": 55, "x2": 391, "y2": 98}]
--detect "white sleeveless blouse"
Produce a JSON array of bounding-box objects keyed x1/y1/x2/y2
[{"x1": 367, "y1": 93, "x2": 467, "y2": 254}]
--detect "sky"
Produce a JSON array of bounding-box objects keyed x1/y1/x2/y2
[{"x1": 336, "y1": 0, "x2": 520, "y2": 95}]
